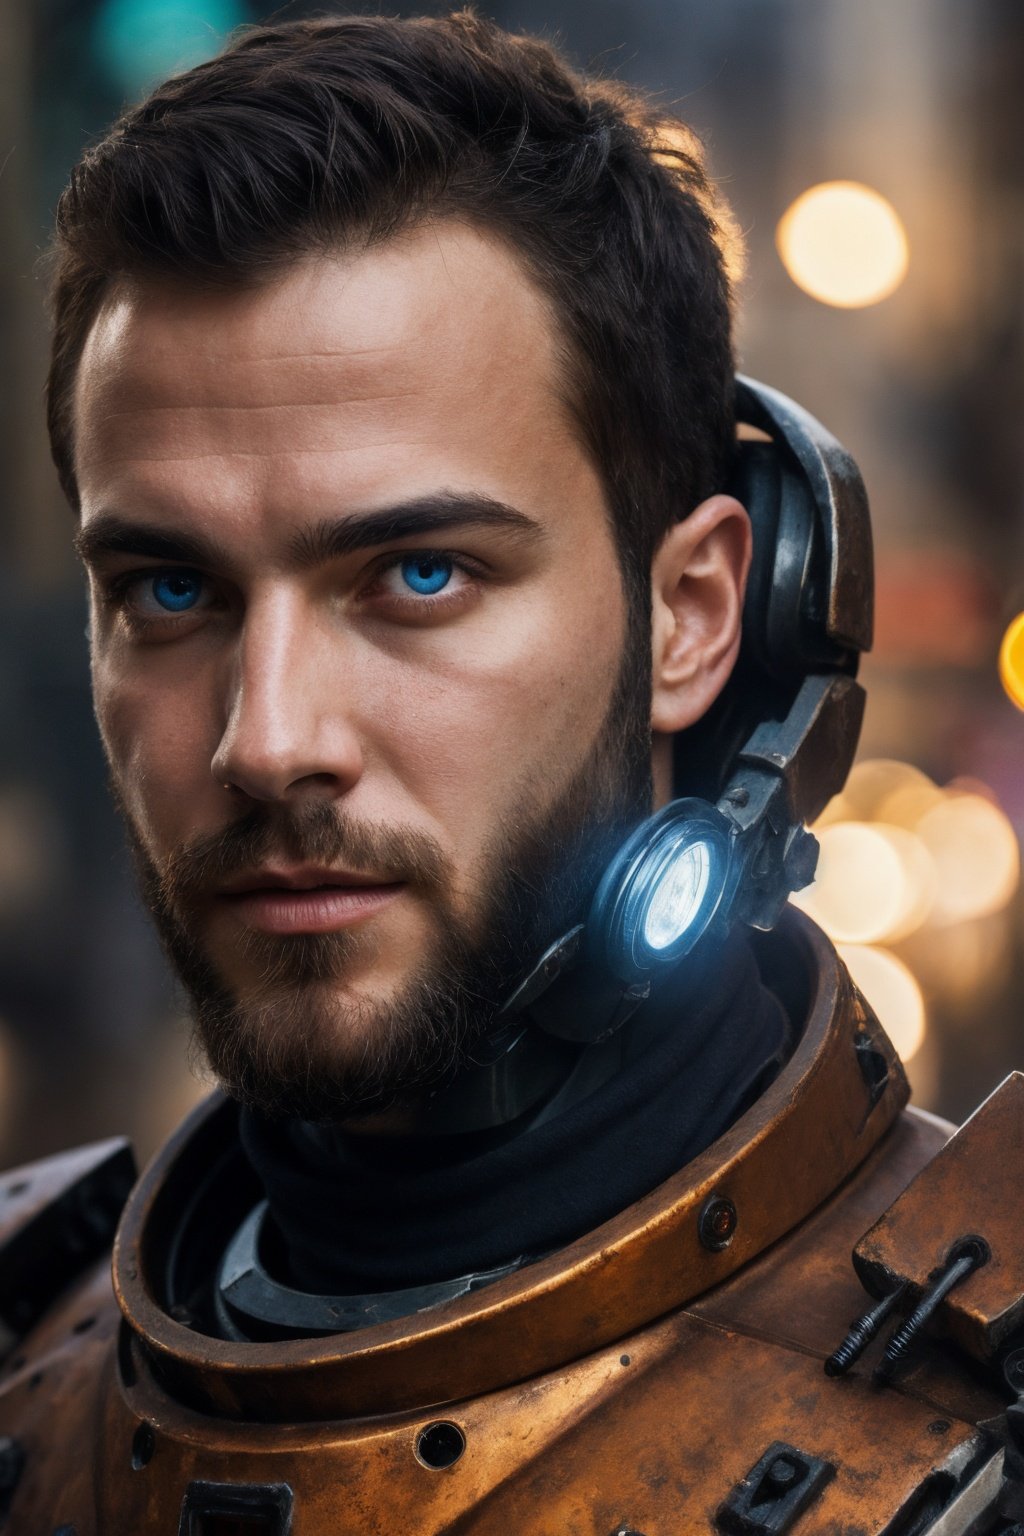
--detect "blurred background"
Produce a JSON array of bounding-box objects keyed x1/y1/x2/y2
[{"x1": 1, "y1": 0, "x2": 1023, "y2": 1169}]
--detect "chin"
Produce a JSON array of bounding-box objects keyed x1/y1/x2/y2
[{"x1": 190, "y1": 957, "x2": 474, "y2": 1123}]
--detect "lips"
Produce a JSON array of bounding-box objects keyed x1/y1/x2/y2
[
  {"x1": 217, "y1": 867, "x2": 404, "y2": 935},
  {"x1": 220, "y1": 865, "x2": 388, "y2": 896}
]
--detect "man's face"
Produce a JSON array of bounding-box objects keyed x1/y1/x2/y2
[{"x1": 73, "y1": 223, "x2": 648, "y2": 1120}]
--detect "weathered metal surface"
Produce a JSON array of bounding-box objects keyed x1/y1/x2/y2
[
  {"x1": 5, "y1": 914, "x2": 1011, "y2": 1533},
  {"x1": 854, "y1": 1073, "x2": 1024, "y2": 1363},
  {"x1": 0, "y1": 1137, "x2": 135, "y2": 1351},
  {"x1": 0, "y1": 1273, "x2": 1000, "y2": 1534}
]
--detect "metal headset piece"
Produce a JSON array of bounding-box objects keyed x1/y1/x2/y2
[{"x1": 423, "y1": 375, "x2": 873, "y2": 1132}]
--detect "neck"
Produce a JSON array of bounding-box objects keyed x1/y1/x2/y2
[{"x1": 227, "y1": 928, "x2": 791, "y2": 1340}]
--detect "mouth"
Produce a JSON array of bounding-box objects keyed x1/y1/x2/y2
[{"x1": 216, "y1": 867, "x2": 405, "y2": 936}]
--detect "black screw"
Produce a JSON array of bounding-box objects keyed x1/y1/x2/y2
[
  {"x1": 824, "y1": 1284, "x2": 907, "y2": 1376},
  {"x1": 699, "y1": 1195, "x2": 737, "y2": 1252},
  {"x1": 875, "y1": 1240, "x2": 988, "y2": 1385}
]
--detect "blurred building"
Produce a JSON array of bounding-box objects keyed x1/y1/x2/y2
[{"x1": 1, "y1": 0, "x2": 1022, "y2": 1165}]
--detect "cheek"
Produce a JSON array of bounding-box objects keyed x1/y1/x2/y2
[
  {"x1": 92, "y1": 657, "x2": 220, "y2": 852},
  {"x1": 360, "y1": 572, "x2": 629, "y2": 859}
]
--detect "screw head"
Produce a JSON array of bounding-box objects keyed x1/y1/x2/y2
[
  {"x1": 765, "y1": 1455, "x2": 800, "y2": 1492},
  {"x1": 699, "y1": 1195, "x2": 737, "y2": 1252}
]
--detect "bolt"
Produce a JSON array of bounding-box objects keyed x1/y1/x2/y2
[
  {"x1": 699, "y1": 1195, "x2": 737, "y2": 1252},
  {"x1": 824, "y1": 1284, "x2": 907, "y2": 1377},
  {"x1": 765, "y1": 1455, "x2": 800, "y2": 1493},
  {"x1": 875, "y1": 1242, "x2": 986, "y2": 1385}
]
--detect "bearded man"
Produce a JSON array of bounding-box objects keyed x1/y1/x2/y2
[{"x1": 1, "y1": 13, "x2": 1022, "y2": 1535}]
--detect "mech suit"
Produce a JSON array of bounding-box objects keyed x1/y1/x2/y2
[{"x1": 1, "y1": 381, "x2": 1022, "y2": 1535}]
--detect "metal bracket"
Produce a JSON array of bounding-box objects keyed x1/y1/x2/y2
[
  {"x1": 178, "y1": 1480, "x2": 293, "y2": 1535},
  {"x1": 716, "y1": 1442, "x2": 835, "y2": 1534}
]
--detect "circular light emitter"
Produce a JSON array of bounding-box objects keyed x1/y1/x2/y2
[
  {"x1": 641, "y1": 839, "x2": 712, "y2": 952},
  {"x1": 588, "y1": 801, "x2": 733, "y2": 983}
]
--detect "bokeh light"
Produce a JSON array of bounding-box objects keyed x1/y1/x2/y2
[
  {"x1": 798, "y1": 759, "x2": 1023, "y2": 1075},
  {"x1": 776, "y1": 181, "x2": 909, "y2": 308},
  {"x1": 792, "y1": 821, "x2": 934, "y2": 945},
  {"x1": 1000, "y1": 612, "x2": 1024, "y2": 712},
  {"x1": 92, "y1": 0, "x2": 246, "y2": 96},
  {"x1": 915, "y1": 792, "x2": 1020, "y2": 925},
  {"x1": 838, "y1": 945, "x2": 927, "y2": 1062}
]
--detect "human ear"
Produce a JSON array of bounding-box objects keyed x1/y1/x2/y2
[{"x1": 649, "y1": 494, "x2": 752, "y2": 736}]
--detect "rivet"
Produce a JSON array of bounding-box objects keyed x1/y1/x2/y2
[
  {"x1": 415, "y1": 1421, "x2": 465, "y2": 1470},
  {"x1": 699, "y1": 1194, "x2": 737, "y2": 1252}
]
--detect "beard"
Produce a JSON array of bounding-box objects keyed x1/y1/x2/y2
[{"x1": 119, "y1": 622, "x2": 653, "y2": 1123}]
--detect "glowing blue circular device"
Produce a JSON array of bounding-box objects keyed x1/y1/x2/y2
[{"x1": 587, "y1": 800, "x2": 735, "y2": 984}]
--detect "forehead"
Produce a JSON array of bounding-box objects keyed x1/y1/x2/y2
[{"x1": 73, "y1": 222, "x2": 587, "y2": 525}]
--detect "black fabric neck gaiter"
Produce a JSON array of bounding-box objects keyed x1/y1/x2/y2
[{"x1": 239, "y1": 931, "x2": 789, "y2": 1297}]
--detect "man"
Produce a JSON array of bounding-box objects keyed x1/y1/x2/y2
[{"x1": 1, "y1": 12, "x2": 1021, "y2": 1534}]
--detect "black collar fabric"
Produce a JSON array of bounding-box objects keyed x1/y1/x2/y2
[{"x1": 239, "y1": 933, "x2": 790, "y2": 1297}]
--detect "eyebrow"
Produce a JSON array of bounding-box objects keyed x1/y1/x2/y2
[
  {"x1": 74, "y1": 492, "x2": 544, "y2": 572},
  {"x1": 289, "y1": 493, "x2": 542, "y2": 566}
]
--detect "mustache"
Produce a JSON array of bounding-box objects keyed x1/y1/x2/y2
[{"x1": 158, "y1": 799, "x2": 452, "y2": 914}]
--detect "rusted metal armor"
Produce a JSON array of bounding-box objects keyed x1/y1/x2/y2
[{"x1": 1, "y1": 910, "x2": 1022, "y2": 1534}]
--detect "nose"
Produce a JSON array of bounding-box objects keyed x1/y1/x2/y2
[{"x1": 211, "y1": 588, "x2": 364, "y2": 803}]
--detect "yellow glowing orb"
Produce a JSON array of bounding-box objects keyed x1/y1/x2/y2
[
  {"x1": 776, "y1": 181, "x2": 909, "y2": 308},
  {"x1": 1000, "y1": 612, "x2": 1024, "y2": 712},
  {"x1": 838, "y1": 945, "x2": 927, "y2": 1062},
  {"x1": 916, "y1": 793, "x2": 1020, "y2": 924}
]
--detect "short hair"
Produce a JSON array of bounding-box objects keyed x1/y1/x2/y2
[{"x1": 47, "y1": 10, "x2": 740, "y2": 597}]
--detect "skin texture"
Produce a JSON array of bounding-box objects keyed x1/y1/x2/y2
[{"x1": 73, "y1": 221, "x2": 750, "y2": 1117}]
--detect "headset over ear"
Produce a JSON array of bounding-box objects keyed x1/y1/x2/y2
[{"x1": 503, "y1": 376, "x2": 874, "y2": 1042}]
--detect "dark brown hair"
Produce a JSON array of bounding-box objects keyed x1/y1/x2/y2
[{"x1": 47, "y1": 9, "x2": 739, "y2": 594}]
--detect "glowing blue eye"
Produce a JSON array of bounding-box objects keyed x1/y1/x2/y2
[
  {"x1": 151, "y1": 572, "x2": 203, "y2": 612},
  {"x1": 400, "y1": 555, "x2": 453, "y2": 596}
]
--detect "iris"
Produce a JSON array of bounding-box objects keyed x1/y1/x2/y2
[
  {"x1": 401, "y1": 556, "x2": 452, "y2": 596},
  {"x1": 152, "y1": 572, "x2": 203, "y2": 612}
]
